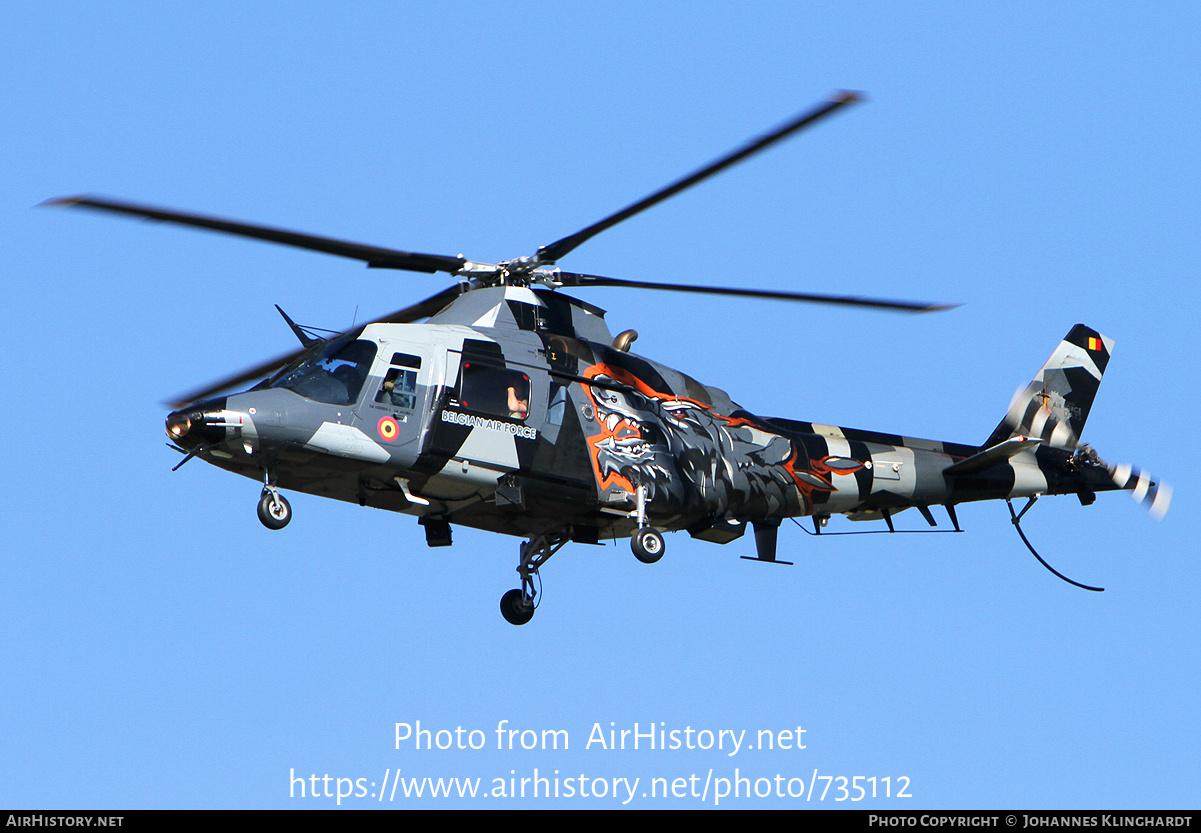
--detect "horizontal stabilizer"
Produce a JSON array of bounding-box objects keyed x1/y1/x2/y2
[{"x1": 943, "y1": 436, "x2": 1042, "y2": 477}]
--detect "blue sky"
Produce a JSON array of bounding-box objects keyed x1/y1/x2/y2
[{"x1": 2, "y1": 2, "x2": 1197, "y2": 809}]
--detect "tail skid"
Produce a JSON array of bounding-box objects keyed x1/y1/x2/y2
[{"x1": 1006, "y1": 496, "x2": 1105, "y2": 592}]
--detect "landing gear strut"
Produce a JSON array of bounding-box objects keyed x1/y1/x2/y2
[
  {"x1": 500, "y1": 532, "x2": 568, "y2": 625},
  {"x1": 629, "y1": 483, "x2": 665, "y2": 563}
]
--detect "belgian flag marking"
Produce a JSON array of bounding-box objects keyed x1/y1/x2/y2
[
  {"x1": 378, "y1": 416, "x2": 400, "y2": 441},
  {"x1": 1088, "y1": 336, "x2": 1102, "y2": 351}
]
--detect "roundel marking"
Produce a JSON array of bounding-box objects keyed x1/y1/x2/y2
[{"x1": 377, "y1": 416, "x2": 400, "y2": 442}]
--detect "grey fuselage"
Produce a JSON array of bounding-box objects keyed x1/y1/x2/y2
[{"x1": 166, "y1": 286, "x2": 1120, "y2": 545}]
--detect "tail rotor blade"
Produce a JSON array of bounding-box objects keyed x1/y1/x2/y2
[{"x1": 1111, "y1": 464, "x2": 1172, "y2": 520}]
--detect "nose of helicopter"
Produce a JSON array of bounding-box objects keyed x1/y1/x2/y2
[{"x1": 165, "y1": 397, "x2": 231, "y2": 446}]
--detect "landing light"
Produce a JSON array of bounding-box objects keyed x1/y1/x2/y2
[{"x1": 166, "y1": 413, "x2": 191, "y2": 439}]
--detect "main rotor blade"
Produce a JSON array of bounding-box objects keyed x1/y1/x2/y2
[
  {"x1": 166, "y1": 285, "x2": 464, "y2": 408},
  {"x1": 44, "y1": 196, "x2": 467, "y2": 274},
  {"x1": 371, "y1": 283, "x2": 466, "y2": 323},
  {"x1": 167, "y1": 346, "x2": 309, "y2": 409},
  {"x1": 555, "y1": 271, "x2": 955, "y2": 313},
  {"x1": 535, "y1": 92, "x2": 862, "y2": 265}
]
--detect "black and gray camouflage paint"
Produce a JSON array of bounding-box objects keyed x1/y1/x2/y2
[{"x1": 166, "y1": 288, "x2": 1168, "y2": 548}]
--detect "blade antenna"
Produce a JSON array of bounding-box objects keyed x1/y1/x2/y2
[
  {"x1": 1005, "y1": 497, "x2": 1104, "y2": 592},
  {"x1": 275, "y1": 305, "x2": 320, "y2": 348},
  {"x1": 168, "y1": 441, "x2": 218, "y2": 472}
]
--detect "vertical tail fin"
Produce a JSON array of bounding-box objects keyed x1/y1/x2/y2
[{"x1": 984, "y1": 324, "x2": 1113, "y2": 450}]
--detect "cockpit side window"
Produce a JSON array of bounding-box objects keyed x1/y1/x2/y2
[
  {"x1": 268, "y1": 338, "x2": 378, "y2": 405},
  {"x1": 376, "y1": 367, "x2": 419, "y2": 409}
]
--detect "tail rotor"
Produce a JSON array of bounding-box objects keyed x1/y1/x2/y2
[{"x1": 1110, "y1": 464, "x2": 1172, "y2": 520}]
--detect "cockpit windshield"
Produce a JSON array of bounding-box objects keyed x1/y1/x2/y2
[{"x1": 267, "y1": 337, "x2": 378, "y2": 405}]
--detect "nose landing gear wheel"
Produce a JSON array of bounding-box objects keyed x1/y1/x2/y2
[
  {"x1": 500, "y1": 588, "x2": 534, "y2": 625},
  {"x1": 631, "y1": 528, "x2": 665, "y2": 563},
  {"x1": 257, "y1": 491, "x2": 291, "y2": 530}
]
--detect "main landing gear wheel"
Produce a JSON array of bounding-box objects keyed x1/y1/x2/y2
[
  {"x1": 500, "y1": 588, "x2": 534, "y2": 626},
  {"x1": 257, "y1": 491, "x2": 291, "y2": 530},
  {"x1": 500, "y1": 532, "x2": 568, "y2": 624},
  {"x1": 631, "y1": 528, "x2": 665, "y2": 563}
]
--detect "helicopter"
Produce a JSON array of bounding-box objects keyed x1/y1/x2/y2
[{"x1": 46, "y1": 92, "x2": 1169, "y2": 625}]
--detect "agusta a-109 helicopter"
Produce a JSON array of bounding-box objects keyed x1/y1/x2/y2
[{"x1": 49, "y1": 93, "x2": 1169, "y2": 624}]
